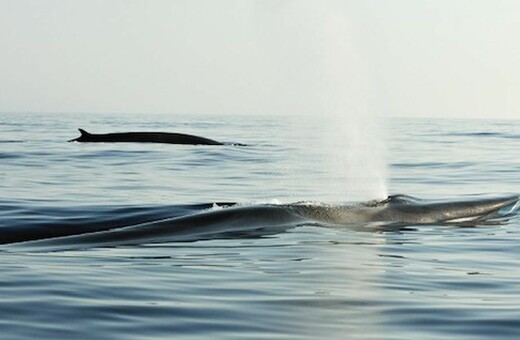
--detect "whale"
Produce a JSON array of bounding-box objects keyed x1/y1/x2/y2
[
  {"x1": 69, "y1": 129, "x2": 224, "y2": 145},
  {"x1": 4, "y1": 194, "x2": 518, "y2": 250},
  {"x1": 293, "y1": 194, "x2": 520, "y2": 226}
]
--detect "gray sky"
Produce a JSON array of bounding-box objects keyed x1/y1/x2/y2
[{"x1": 0, "y1": 0, "x2": 519, "y2": 119}]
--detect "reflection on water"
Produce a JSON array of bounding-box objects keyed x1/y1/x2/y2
[{"x1": 1, "y1": 227, "x2": 389, "y2": 339}]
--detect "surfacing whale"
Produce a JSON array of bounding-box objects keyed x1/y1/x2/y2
[
  {"x1": 4, "y1": 194, "x2": 519, "y2": 250},
  {"x1": 69, "y1": 129, "x2": 224, "y2": 145},
  {"x1": 294, "y1": 194, "x2": 520, "y2": 226}
]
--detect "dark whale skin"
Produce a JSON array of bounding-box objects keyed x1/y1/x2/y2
[{"x1": 69, "y1": 129, "x2": 223, "y2": 145}]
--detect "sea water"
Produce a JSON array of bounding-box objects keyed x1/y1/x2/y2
[{"x1": 0, "y1": 112, "x2": 519, "y2": 339}]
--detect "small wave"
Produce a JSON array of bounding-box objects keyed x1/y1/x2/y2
[
  {"x1": 392, "y1": 161, "x2": 474, "y2": 169},
  {"x1": 440, "y1": 132, "x2": 520, "y2": 139},
  {"x1": 457, "y1": 132, "x2": 503, "y2": 137},
  {"x1": 0, "y1": 153, "x2": 23, "y2": 159},
  {"x1": 0, "y1": 140, "x2": 25, "y2": 143}
]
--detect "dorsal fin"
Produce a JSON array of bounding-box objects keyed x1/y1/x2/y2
[
  {"x1": 68, "y1": 128, "x2": 91, "y2": 142},
  {"x1": 78, "y1": 128, "x2": 90, "y2": 136}
]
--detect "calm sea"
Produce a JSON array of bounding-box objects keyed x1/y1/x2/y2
[{"x1": 0, "y1": 112, "x2": 519, "y2": 339}]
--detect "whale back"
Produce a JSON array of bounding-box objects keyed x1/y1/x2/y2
[
  {"x1": 374, "y1": 194, "x2": 520, "y2": 225},
  {"x1": 68, "y1": 129, "x2": 224, "y2": 145},
  {"x1": 293, "y1": 195, "x2": 520, "y2": 226}
]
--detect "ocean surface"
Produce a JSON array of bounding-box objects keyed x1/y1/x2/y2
[{"x1": 0, "y1": 112, "x2": 519, "y2": 339}]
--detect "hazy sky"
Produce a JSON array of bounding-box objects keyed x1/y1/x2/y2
[{"x1": 0, "y1": 0, "x2": 519, "y2": 119}]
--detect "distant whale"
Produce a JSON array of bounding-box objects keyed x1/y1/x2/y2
[
  {"x1": 5, "y1": 194, "x2": 518, "y2": 250},
  {"x1": 69, "y1": 129, "x2": 224, "y2": 145}
]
